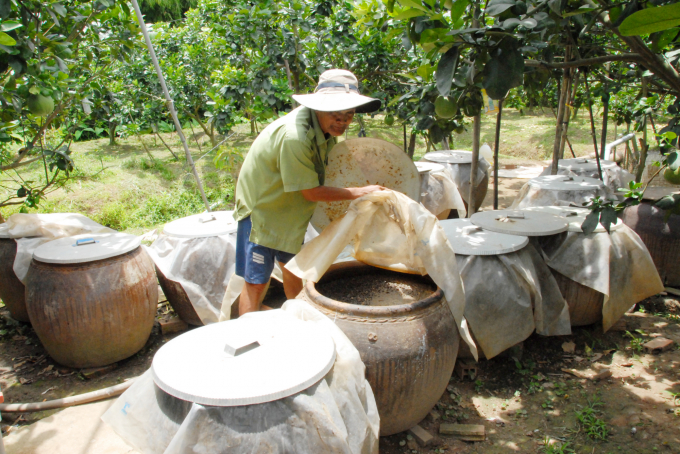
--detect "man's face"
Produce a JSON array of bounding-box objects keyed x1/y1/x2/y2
[{"x1": 316, "y1": 109, "x2": 355, "y2": 137}]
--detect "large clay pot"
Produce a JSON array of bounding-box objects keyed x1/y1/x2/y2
[
  {"x1": 304, "y1": 261, "x2": 459, "y2": 436},
  {"x1": 0, "y1": 238, "x2": 29, "y2": 322},
  {"x1": 622, "y1": 200, "x2": 680, "y2": 287},
  {"x1": 155, "y1": 265, "x2": 203, "y2": 326},
  {"x1": 552, "y1": 270, "x2": 603, "y2": 326},
  {"x1": 25, "y1": 245, "x2": 157, "y2": 368}
]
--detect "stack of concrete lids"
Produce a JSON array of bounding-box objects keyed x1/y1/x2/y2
[
  {"x1": 523, "y1": 206, "x2": 623, "y2": 233},
  {"x1": 311, "y1": 138, "x2": 420, "y2": 231},
  {"x1": 33, "y1": 233, "x2": 141, "y2": 264},
  {"x1": 163, "y1": 211, "x2": 237, "y2": 239},
  {"x1": 423, "y1": 150, "x2": 474, "y2": 164},
  {"x1": 0, "y1": 223, "x2": 8, "y2": 239},
  {"x1": 415, "y1": 161, "x2": 445, "y2": 174},
  {"x1": 152, "y1": 313, "x2": 336, "y2": 406},
  {"x1": 440, "y1": 219, "x2": 528, "y2": 256},
  {"x1": 470, "y1": 209, "x2": 569, "y2": 236},
  {"x1": 558, "y1": 158, "x2": 618, "y2": 172},
  {"x1": 527, "y1": 175, "x2": 605, "y2": 191}
]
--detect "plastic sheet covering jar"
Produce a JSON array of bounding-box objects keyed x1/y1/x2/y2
[
  {"x1": 511, "y1": 175, "x2": 615, "y2": 209},
  {"x1": 440, "y1": 219, "x2": 571, "y2": 359},
  {"x1": 415, "y1": 161, "x2": 467, "y2": 219},
  {"x1": 0, "y1": 213, "x2": 114, "y2": 322},
  {"x1": 621, "y1": 187, "x2": 680, "y2": 287},
  {"x1": 420, "y1": 150, "x2": 490, "y2": 212},
  {"x1": 102, "y1": 300, "x2": 380, "y2": 454},
  {"x1": 539, "y1": 158, "x2": 633, "y2": 194},
  {"x1": 526, "y1": 206, "x2": 664, "y2": 330},
  {"x1": 145, "y1": 211, "x2": 238, "y2": 325},
  {"x1": 303, "y1": 261, "x2": 459, "y2": 436},
  {"x1": 25, "y1": 233, "x2": 157, "y2": 368}
]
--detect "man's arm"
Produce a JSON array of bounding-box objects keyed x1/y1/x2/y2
[{"x1": 300, "y1": 185, "x2": 386, "y2": 202}]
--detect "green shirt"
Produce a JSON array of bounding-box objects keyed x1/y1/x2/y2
[{"x1": 233, "y1": 107, "x2": 336, "y2": 254}]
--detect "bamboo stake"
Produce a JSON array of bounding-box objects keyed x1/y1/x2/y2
[
  {"x1": 493, "y1": 100, "x2": 503, "y2": 210},
  {"x1": 582, "y1": 71, "x2": 604, "y2": 181},
  {"x1": 599, "y1": 81, "x2": 610, "y2": 159},
  {"x1": 130, "y1": 0, "x2": 210, "y2": 212},
  {"x1": 551, "y1": 73, "x2": 568, "y2": 173},
  {"x1": 468, "y1": 1, "x2": 481, "y2": 217}
]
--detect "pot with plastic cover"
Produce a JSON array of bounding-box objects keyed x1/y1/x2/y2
[
  {"x1": 303, "y1": 261, "x2": 459, "y2": 436},
  {"x1": 0, "y1": 231, "x2": 29, "y2": 322}
]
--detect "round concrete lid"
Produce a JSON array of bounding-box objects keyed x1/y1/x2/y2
[
  {"x1": 440, "y1": 219, "x2": 528, "y2": 256},
  {"x1": 163, "y1": 211, "x2": 237, "y2": 238},
  {"x1": 523, "y1": 206, "x2": 623, "y2": 233},
  {"x1": 311, "y1": 138, "x2": 420, "y2": 231},
  {"x1": 33, "y1": 233, "x2": 141, "y2": 264},
  {"x1": 0, "y1": 223, "x2": 9, "y2": 239},
  {"x1": 415, "y1": 161, "x2": 445, "y2": 174},
  {"x1": 470, "y1": 209, "x2": 569, "y2": 236},
  {"x1": 152, "y1": 312, "x2": 336, "y2": 406},
  {"x1": 558, "y1": 158, "x2": 617, "y2": 172},
  {"x1": 423, "y1": 150, "x2": 474, "y2": 164},
  {"x1": 527, "y1": 175, "x2": 605, "y2": 191}
]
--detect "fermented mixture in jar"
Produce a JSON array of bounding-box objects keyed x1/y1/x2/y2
[{"x1": 317, "y1": 273, "x2": 436, "y2": 306}]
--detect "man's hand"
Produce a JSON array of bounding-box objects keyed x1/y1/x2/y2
[{"x1": 301, "y1": 185, "x2": 387, "y2": 202}]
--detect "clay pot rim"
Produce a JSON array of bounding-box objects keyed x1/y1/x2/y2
[{"x1": 304, "y1": 261, "x2": 444, "y2": 316}]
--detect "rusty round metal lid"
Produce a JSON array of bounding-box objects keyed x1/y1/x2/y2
[
  {"x1": 523, "y1": 206, "x2": 623, "y2": 233},
  {"x1": 558, "y1": 158, "x2": 618, "y2": 172},
  {"x1": 527, "y1": 175, "x2": 605, "y2": 191},
  {"x1": 311, "y1": 138, "x2": 420, "y2": 231},
  {"x1": 163, "y1": 210, "x2": 237, "y2": 238},
  {"x1": 423, "y1": 150, "x2": 474, "y2": 164},
  {"x1": 440, "y1": 219, "x2": 528, "y2": 256},
  {"x1": 415, "y1": 161, "x2": 445, "y2": 174},
  {"x1": 471, "y1": 209, "x2": 569, "y2": 236},
  {"x1": 33, "y1": 232, "x2": 141, "y2": 264},
  {"x1": 0, "y1": 223, "x2": 9, "y2": 239},
  {"x1": 152, "y1": 311, "x2": 336, "y2": 406}
]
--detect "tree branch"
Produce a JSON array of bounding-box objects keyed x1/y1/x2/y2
[{"x1": 525, "y1": 53, "x2": 642, "y2": 69}]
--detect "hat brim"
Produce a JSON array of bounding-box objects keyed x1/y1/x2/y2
[{"x1": 292, "y1": 92, "x2": 381, "y2": 114}]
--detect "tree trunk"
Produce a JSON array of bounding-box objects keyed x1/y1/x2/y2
[
  {"x1": 109, "y1": 121, "x2": 117, "y2": 146},
  {"x1": 599, "y1": 82, "x2": 609, "y2": 159},
  {"x1": 551, "y1": 47, "x2": 571, "y2": 175},
  {"x1": 187, "y1": 111, "x2": 216, "y2": 147},
  {"x1": 559, "y1": 62, "x2": 575, "y2": 159},
  {"x1": 407, "y1": 132, "x2": 417, "y2": 158},
  {"x1": 635, "y1": 78, "x2": 650, "y2": 183}
]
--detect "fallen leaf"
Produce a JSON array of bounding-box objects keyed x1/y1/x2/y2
[
  {"x1": 562, "y1": 341, "x2": 576, "y2": 353},
  {"x1": 590, "y1": 353, "x2": 603, "y2": 362}
]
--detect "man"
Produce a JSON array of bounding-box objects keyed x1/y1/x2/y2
[{"x1": 233, "y1": 69, "x2": 385, "y2": 315}]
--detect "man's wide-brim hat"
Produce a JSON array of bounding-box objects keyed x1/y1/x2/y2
[{"x1": 292, "y1": 69, "x2": 381, "y2": 114}]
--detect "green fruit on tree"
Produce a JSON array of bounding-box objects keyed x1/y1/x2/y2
[
  {"x1": 384, "y1": 114, "x2": 395, "y2": 126},
  {"x1": 434, "y1": 96, "x2": 457, "y2": 119},
  {"x1": 27, "y1": 94, "x2": 54, "y2": 117},
  {"x1": 211, "y1": 57, "x2": 221, "y2": 66},
  {"x1": 663, "y1": 167, "x2": 680, "y2": 185}
]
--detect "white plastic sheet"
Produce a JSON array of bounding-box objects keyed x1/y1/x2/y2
[
  {"x1": 4, "y1": 213, "x2": 114, "y2": 283},
  {"x1": 457, "y1": 245, "x2": 571, "y2": 359},
  {"x1": 420, "y1": 157, "x2": 490, "y2": 206},
  {"x1": 145, "y1": 234, "x2": 237, "y2": 325},
  {"x1": 536, "y1": 225, "x2": 664, "y2": 331},
  {"x1": 419, "y1": 169, "x2": 467, "y2": 218},
  {"x1": 102, "y1": 300, "x2": 380, "y2": 454},
  {"x1": 539, "y1": 165, "x2": 634, "y2": 194},
  {"x1": 285, "y1": 190, "x2": 477, "y2": 359},
  {"x1": 511, "y1": 182, "x2": 614, "y2": 209}
]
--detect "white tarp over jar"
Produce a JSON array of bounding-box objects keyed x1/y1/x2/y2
[
  {"x1": 286, "y1": 189, "x2": 478, "y2": 359},
  {"x1": 525, "y1": 206, "x2": 664, "y2": 331},
  {"x1": 102, "y1": 300, "x2": 380, "y2": 454},
  {"x1": 511, "y1": 175, "x2": 615, "y2": 209},
  {"x1": 539, "y1": 158, "x2": 634, "y2": 194},
  {"x1": 415, "y1": 162, "x2": 466, "y2": 219},
  {"x1": 440, "y1": 219, "x2": 571, "y2": 359},
  {"x1": 3, "y1": 213, "x2": 114, "y2": 283},
  {"x1": 420, "y1": 150, "x2": 490, "y2": 212}
]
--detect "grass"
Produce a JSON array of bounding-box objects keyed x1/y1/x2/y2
[
  {"x1": 575, "y1": 397, "x2": 609, "y2": 441},
  {"x1": 1, "y1": 107, "x2": 655, "y2": 233}
]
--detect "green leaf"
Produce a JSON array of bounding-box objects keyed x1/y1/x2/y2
[
  {"x1": 667, "y1": 150, "x2": 680, "y2": 171},
  {"x1": 581, "y1": 210, "x2": 599, "y2": 235},
  {"x1": 449, "y1": 0, "x2": 469, "y2": 23},
  {"x1": 548, "y1": 0, "x2": 564, "y2": 16},
  {"x1": 0, "y1": 0, "x2": 10, "y2": 19},
  {"x1": 619, "y1": 2, "x2": 680, "y2": 36},
  {"x1": 482, "y1": 42, "x2": 524, "y2": 100},
  {"x1": 600, "y1": 206, "x2": 617, "y2": 233},
  {"x1": 1, "y1": 21, "x2": 22, "y2": 32},
  {"x1": 562, "y1": 6, "x2": 597, "y2": 17},
  {"x1": 0, "y1": 31, "x2": 15, "y2": 46},
  {"x1": 398, "y1": 0, "x2": 429, "y2": 12},
  {"x1": 436, "y1": 46, "x2": 459, "y2": 97},
  {"x1": 485, "y1": 0, "x2": 516, "y2": 17},
  {"x1": 393, "y1": 8, "x2": 425, "y2": 20}
]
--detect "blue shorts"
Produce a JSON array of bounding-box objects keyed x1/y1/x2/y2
[{"x1": 235, "y1": 216, "x2": 296, "y2": 285}]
